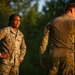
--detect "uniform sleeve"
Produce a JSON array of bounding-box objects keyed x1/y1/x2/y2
[
  {"x1": 0, "y1": 29, "x2": 6, "y2": 40},
  {"x1": 20, "y1": 36, "x2": 26, "y2": 61},
  {"x1": 40, "y1": 22, "x2": 50, "y2": 54},
  {"x1": 40, "y1": 22, "x2": 50, "y2": 68}
]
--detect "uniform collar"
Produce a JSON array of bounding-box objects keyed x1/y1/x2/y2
[
  {"x1": 9, "y1": 26, "x2": 18, "y2": 35},
  {"x1": 63, "y1": 14, "x2": 73, "y2": 20}
]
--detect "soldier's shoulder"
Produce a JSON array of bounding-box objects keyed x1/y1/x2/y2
[
  {"x1": 18, "y1": 30, "x2": 24, "y2": 37},
  {"x1": 51, "y1": 15, "x2": 64, "y2": 25},
  {"x1": 53, "y1": 15, "x2": 63, "y2": 22},
  {"x1": 53, "y1": 14, "x2": 71, "y2": 22},
  {"x1": 4, "y1": 27, "x2": 12, "y2": 33},
  {"x1": 0, "y1": 26, "x2": 10, "y2": 32}
]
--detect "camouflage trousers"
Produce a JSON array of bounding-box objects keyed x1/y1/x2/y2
[
  {"x1": 0, "y1": 63, "x2": 19, "y2": 75},
  {"x1": 48, "y1": 50, "x2": 74, "y2": 75}
]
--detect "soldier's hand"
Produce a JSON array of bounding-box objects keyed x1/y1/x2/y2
[
  {"x1": 0, "y1": 53, "x2": 9, "y2": 58},
  {"x1": 18, "y1": 59, "x2": 22, "y2": 64}
]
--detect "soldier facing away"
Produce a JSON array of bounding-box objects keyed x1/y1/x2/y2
[
  {"x1": 0, "y1": 14, "x2": 26, "y2": 75},
  {"x1": 40, "y1": 3, "x2": 75, "y2": 75}
]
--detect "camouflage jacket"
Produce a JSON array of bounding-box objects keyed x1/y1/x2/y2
[
  {"x1": 0, "y1": 26, "x2": 26, "y2": 66},
  {"x1": 40, "y1": 14, "x2": 75, "y2": 57}
]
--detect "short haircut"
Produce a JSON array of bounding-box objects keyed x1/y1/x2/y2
[
  {"x1": 65, "y1": 3, "x2": 75, "y2": 12},
  {"x1": 8, "y1": 14, "x2": 21, "y2": 26}
]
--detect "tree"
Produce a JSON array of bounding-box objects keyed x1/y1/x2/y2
[
  {"x1": 0, "y1": 0, "x2": 13, "y2": 28},
  {"x1": 0, "y1": 0, "x2": 72, "y2": 75},
  {"x1": 19, "y1": 2, "x2": 40, "y2": 75}
]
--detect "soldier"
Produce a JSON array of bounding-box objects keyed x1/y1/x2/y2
[
  {"x1": 0, "y1": 14, "x2": 26, "y2": 75},
  {"x1": 40, "y1": 3, "x2": 75, "y2": 75}
]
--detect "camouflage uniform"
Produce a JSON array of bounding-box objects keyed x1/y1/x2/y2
[
  {"x1": 0, "y1": 26, "x2": 26, "y2": 75},
  {"x1": 40, "y1": 14, "x2": 75, "y2": 75}
]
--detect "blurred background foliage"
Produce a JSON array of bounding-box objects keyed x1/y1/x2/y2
[{"x1": 0, "y1": 0, "x2": 74, "y2": 75}]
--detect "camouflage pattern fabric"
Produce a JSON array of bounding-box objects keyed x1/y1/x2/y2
[
  {"x1": 0, "y1": 26, "x2": 26, "y2": 75},
  {"x1": 48, "y1": 49, "x2": 74, "y2": 75},
  {"x1": 0, "y1": 63, "x2": 19, "y2": 75},
  {"x1": 40, "y1": 14, "x2": 75, "y2": 75}
]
